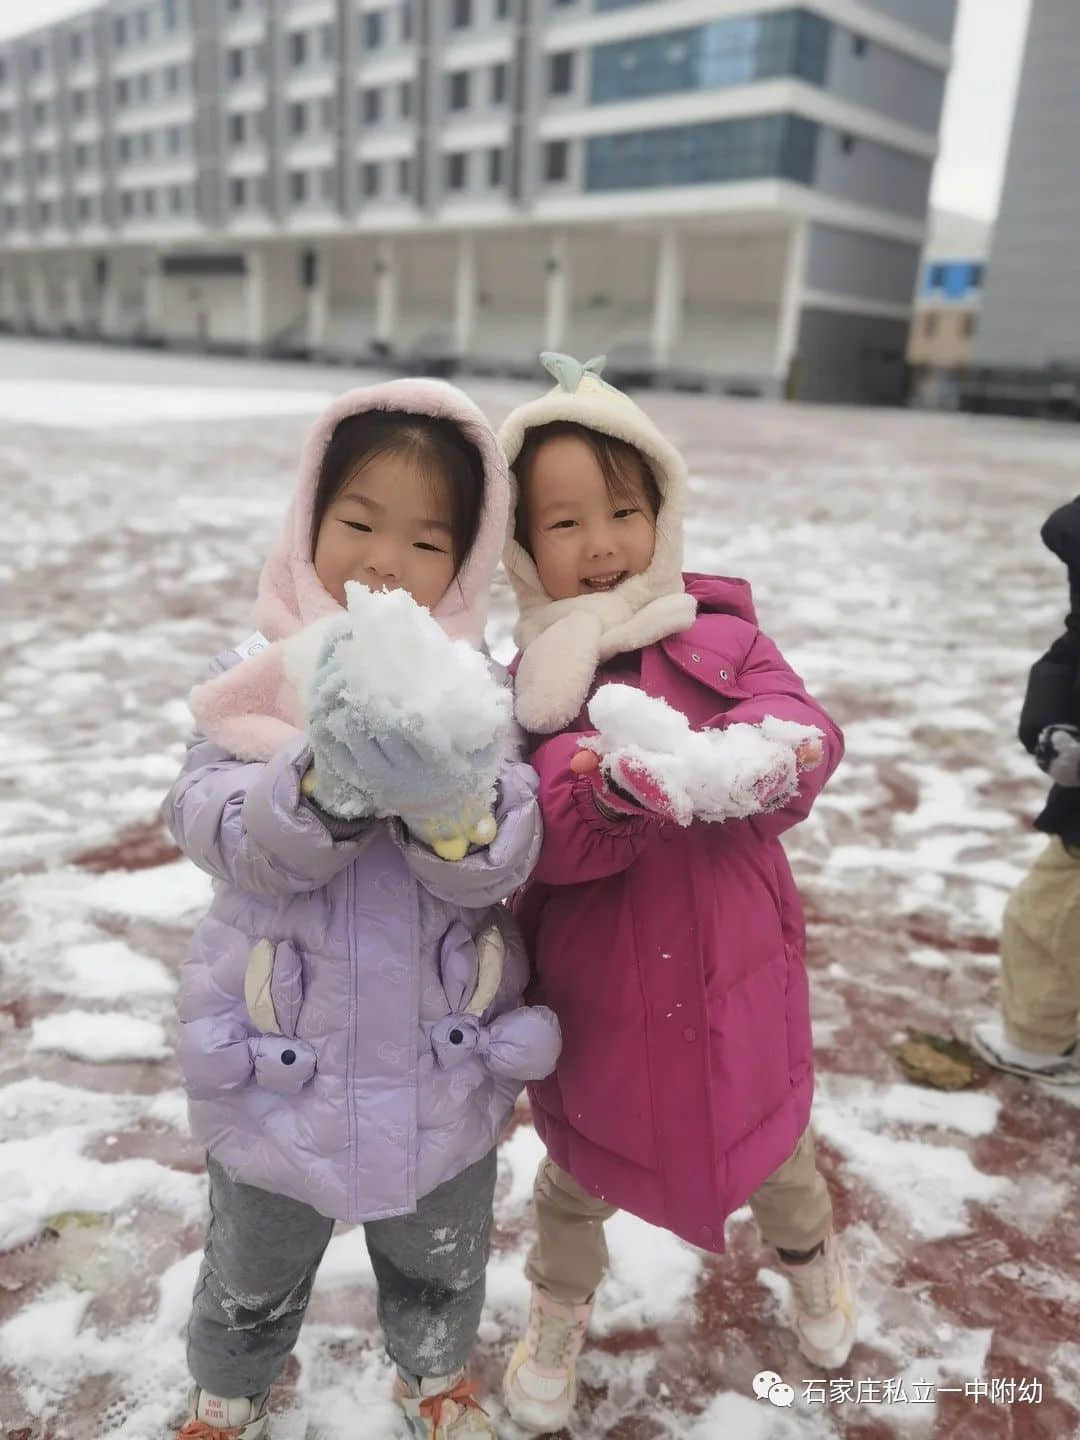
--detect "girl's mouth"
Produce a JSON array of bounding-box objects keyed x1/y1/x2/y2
[{"x1": 581, "y1": 571, "x2": 627, "y2": 592}]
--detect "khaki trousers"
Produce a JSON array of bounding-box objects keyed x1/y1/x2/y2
[
  {"x1": 525, "y1": 1129, "x2": 833, "y2": 1304},
  {"x1": 1000, "y1": 836, "x2": 1080, "y2": 1053}
]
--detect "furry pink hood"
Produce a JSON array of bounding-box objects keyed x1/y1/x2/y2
[{"x1": 189, "y1": 378, "x2": 510, "y2": 761}]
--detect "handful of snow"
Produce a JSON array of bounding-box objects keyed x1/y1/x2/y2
[
  {"x1": 284, "y1": 583, "x2": 513, "y2": 859},
  {"x1": 580, "y1": 684, "x2": 823, "y2": 826}
]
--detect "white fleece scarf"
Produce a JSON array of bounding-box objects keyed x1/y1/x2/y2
[{"x1": 499, "y1": 354, "x2": 697, "y2": 734}]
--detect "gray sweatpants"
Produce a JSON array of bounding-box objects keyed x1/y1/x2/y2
[{"x1": 188, "y1": 1150, "x2": 498, "y2": 1400}]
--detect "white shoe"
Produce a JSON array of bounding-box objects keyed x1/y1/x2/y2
[
  {"x1": 178, "y1": 1387, "x2": 269, "y2": 1439},
  {"x1": 971, "y1": 1019, "x2": 1080, "y2": 1085},
  {"x1": 394, "y1": 1369, "x2": 496, "y2": 1438},
  {"x1": 776, "y1": 1235, "x2": 856, "y2": 1370},
  {"x1": 503, "y1": 1287, "x2": 594, "y2": 1433}
]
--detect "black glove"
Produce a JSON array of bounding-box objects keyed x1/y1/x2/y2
[{"x1": 1035, "y1": 724, "x2": 1080, "y2": 786}]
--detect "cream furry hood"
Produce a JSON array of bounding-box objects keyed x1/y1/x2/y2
[{"x1": 499, "y1": 353, "x2": 696, "y2": 734}]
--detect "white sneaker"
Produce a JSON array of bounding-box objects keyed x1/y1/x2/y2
[
  {"x1": 503, "y1": 1287, "x2": 594, "y2": 1433},
  {"x1": 776, "y1": 1235, "x2": 856, "y2": 1370},
  {"x1": 971, "y1": 1019, "x2": 1080, "y2": 1085},
  {"x1": 178, "y1": 1387, "x2": 269, "y2": 1440},
  {"x1": 394, "y1": 1369, "x2": 496, "y2": 1438}
]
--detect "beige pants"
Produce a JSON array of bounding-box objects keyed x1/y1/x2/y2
[
  {"x1": 1000, "y1": 836, "x2": 1080, "y2": 1053},
  {"x1": 526, "y1": 1129, "x2": 833, "y2": 1304}
]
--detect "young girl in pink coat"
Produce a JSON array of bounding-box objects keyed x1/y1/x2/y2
[{"x1": 497, "y1": 354, "x2": 854, "y2": 1433}]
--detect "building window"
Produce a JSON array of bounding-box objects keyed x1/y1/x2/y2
[
  {"x1": 496, "y1": 0, "x2": 511, "y2": 16},
  {"x1": 170, "y1": 184, "x2": 185, "y2": 213},
  {"x1": 544, "y1": 139, "x2": 568, "y2": 182},
  {"x1": 290, "y1": 170, "x2": 307, "y2": 203},
  {"x1": 929, "y1": 263, "x2": 946, "y2": 288},
  {"x1": 853, "y1": 33, "x2": 868, "y2": 57},
  {"x1": 144, "y1": 188, "x2": 157, "y2": 215},
  {"x1": 230, "y1": 112, "x2": 245, "y2": 145},
  {"x1": 140, "y1": 131, "x2": 154, "y2": 158},
  {"x1": 36, "y1": 152, "x2": 51, "y2": 177},
  {"x1": 321, "y1": 23, "x2": 335, "y2": 60},
  {"x1": 398, "y1": 156, "x2": 411, "y2": 194},
  {"x1": 320, "y1": 97, "x2": 335, "y2": 131},
  {"x1": 449, "y1": 71, "x2": 470, "y2": 111},
  {"x1": 78, "y1": 194, "x2": 92, "y2": 221},
  {"x1": 585, "y1": 113, "x2": 818, "y2": 190},
  {"x1": 590, "y1": 12, "x2": 831, "y2": 104},
  {"x1": 840, "y1": 132, "x2": 856, "y2": 154},
  {"x1": 363, "y1": 87, "x2": 381, "y2": 124},
  {"x1": 137, "y1": 73, "x2": 152, "y2": 102},
  {"x1": 39, "y1": 201, "x2": 53, "y2": 227},
  {"x1": 74, "y1": 142, "x2": 88, "y2": 169},
  {"x1": 365, "y1": 11, "x2": 384, "y2": 49},
  {"x1": 135, "y1": 9, "x2": 150, "y2": 41},
  {"x1": 70, "y1": 30, "x2": 84, "y2": 62},
  {"x1": 118, "y1": 134, "x2": 133, "y2": 162},
  {"x1": 446, "y1": 151, "x2": 467, "y2": 189},
  {"x1": 167, "y1": 124, "x2": 183, "y2": 154},
  {"x1": 33, "y1": 101, "x2": 49, "y2": 128},
  {"x1": 164, "y1": 0, "x2": 179, "y2": 30},
  {"x1": 491, "y1": 63, "x2": 507, "y2": 104},
  {"x1": 363, "y1": 161, "x2": 380, "y2": 196},
  {"x1": 231, "y1": 176, "x2": 246, "y2": 208},
  {"x1": 121, "y1": 191, "x2": 135, "y2": 217},
  {"x1": 399, "y1": 80, "x2": 413, "y2": 118},
  {"x1": 31, "y1": 46, "x2": 45, "y2": 74},
  {"x1": 401, "y1": 0, "x2": 413, "y2": 42},
  {"x1": 488, "y1": 146, "x2": 503, "y2": 186},
  {"x1": 923, "y1": 312, "x2": 937, "y2": 338},
  {"x1": 114, "y1": 17, "x2": 127, "y2": 47},
  {"x1": 229, "y1": 47, "x2": 244, "y2": 80},
  {"x1": 115, "y1": 77, "x2": 130, "y2": 107},
  {"x1": 165, "y1": 63, "x2": 180, "y2": 94},
  {"x1": 452, "y1": 0, "x2": 472, "y2": 28},
  {"x1": 73, "y1": 89, "x2": 89, "y2": 118},
  {"x1": 969, "y1": 262, "x2": 985, "y2": 289},
  {"x1": 962, "y1": 313, "x2": 977, "y2": 339},
  {"x1": 290, "y1": 31, "x2": 308, "y2": 67},
  {"x1": 549, "y1": 52, "x2": 574, "y2": 96},
  {"x1": 289, "y1": 101, "x2": 307, "y2": 135}
]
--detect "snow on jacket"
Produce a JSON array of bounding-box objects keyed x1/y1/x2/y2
[
  {"x1": 164, "y1": 379, "x2": 557, "y2": 1222},
  {"x1": 511, "y1": 572, "x2": 843, "y2": 1252}
]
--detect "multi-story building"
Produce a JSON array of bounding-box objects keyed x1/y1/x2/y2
[
  {"x1": 0, "y1": 0, "x2": 955, "y2": 403},
  {"x1": 970, "y1": 0, "x2": 1080, "y2": 390},
  {"x1": 907, "y1": 207, "x2": 991, "y2": 397}
]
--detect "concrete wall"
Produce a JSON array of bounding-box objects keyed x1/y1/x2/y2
[
  {"x1": 825, "y1": 26, "x2": 946, "y2": 134},
  {"x1": 796, "y1": 306, "x2": 910, "y2": 404},
  {"x1": 857, "y1": 0, "x2": 958, "y2": 46},
  {"x1": 805, "y1": 222, "x2": 921, "y2": 305}
]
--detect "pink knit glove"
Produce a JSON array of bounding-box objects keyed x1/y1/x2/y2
[{"x1": 570, "y1": 748, "x2": 682, "y2": 823}]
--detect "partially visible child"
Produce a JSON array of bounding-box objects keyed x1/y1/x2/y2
[
  {"x1": 972, "y1": 496, "x2": 1080, "y2": 1084},
  {"x1": 494, "y1": 353, "x2": 854, "y2": 1434},
  {"x1": 164, "y1": 380, "x2": 560, "y2": 1440}
]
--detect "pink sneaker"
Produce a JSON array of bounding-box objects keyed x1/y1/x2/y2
[{"x1": 503, "y1": 1286, "x2": 594, "y2": 1433}]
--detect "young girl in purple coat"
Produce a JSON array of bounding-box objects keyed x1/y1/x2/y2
[{"x1": 164, "y1": 379, "x2": 560, "y2": 1440}]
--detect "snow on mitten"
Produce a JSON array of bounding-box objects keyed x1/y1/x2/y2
[
  {"x1": 286, "y1": 585, "x2": 512, "y2": 855},
  {"x1": 1035, "y1": 723, "x2": 1080, "y2": 786},
  {"x1": 579, "y1": 685, "x2": 695, "y2": 824},
  {"x1": 758, "y1": 716, "x2": 826, "y2": 770},
  {"x1": 688, "y1": 723, "x2": 798, "y2": 822},
  {"x1": 570, "y1": 747, "x2": 688, "y2": 824}
]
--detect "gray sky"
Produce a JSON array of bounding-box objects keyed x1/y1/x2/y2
[{"x1": 0, "y1": 0, "x2": 1033, "y2": 223}]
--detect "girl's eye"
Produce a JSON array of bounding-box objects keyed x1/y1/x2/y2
[
  {"x1": 614, "y1": 508, "x2": 640, "y2": 519},
  {"x1": 549, "y1": 519, "x2": 577, "y2": 530},
  {"x1": 344, "y1": 521, "x2": 372, "y2": 533},
  {"x1": 415, "y1": 542, "x2": 448, "y2": 554}
]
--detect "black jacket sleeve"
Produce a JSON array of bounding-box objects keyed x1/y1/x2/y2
[{"x1": 1019, "y1": 630, "x2": 1080, "y2": 753}]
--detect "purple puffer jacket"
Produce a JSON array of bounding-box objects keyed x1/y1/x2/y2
[{"x1": 164, "y1": 656, "x2": 555, "y2": 1223}]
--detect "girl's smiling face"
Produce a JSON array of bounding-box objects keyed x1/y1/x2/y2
[
  {"x1": 313, "y1": 452, "x2": 457, "y2": 610},
  {"x1": 521, "y1": 433, "x2": 658, "y2": 601}
]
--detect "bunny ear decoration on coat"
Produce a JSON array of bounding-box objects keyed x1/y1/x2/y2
[{"x1": 499, "y1": 353, "x2": 697, "y2": 734}]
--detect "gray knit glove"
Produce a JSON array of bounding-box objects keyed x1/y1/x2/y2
[{"x1": 1035, "y1": 724, "x2": 1080, "y2": 786}]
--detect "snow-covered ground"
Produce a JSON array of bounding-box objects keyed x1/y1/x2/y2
[{"x1": 1, "y1": 339, "x2": 1078, "y2": 1440}]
